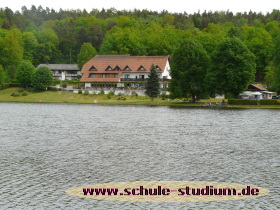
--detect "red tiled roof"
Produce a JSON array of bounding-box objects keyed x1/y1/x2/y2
[{"x1": 80, "y1": 55, "x2": 169, "y2": 82}]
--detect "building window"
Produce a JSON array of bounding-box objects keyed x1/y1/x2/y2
[
  {"x1": 89, "y1": 66, "x2": 97, "y2": 71},
  {"x1": 155, "y1": 65, "x2": 161, "y2": 71},
  {"x1": 138, "y1": 65, "x2": 146, "y2": 71},
  {"x1": 114, "y1": 65, "x2": 121, "y2": 71},
  {"x1": 106, "y1": 66, "x2": 112, "y2": 71},
  {"x1": 124, "y1": 65, "x2": 131, "y2": 71},
  {"x1": 89, "y1": 73, "x2": 96, "y2": 78},
  {"x1": 125, "y1": 74, "x2": 130, "y2": 78}
]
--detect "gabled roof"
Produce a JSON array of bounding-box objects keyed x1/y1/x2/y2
[
  {"x1": 37, "y1": 64, "x2": 79, "y2": 71},
  {"x1": 248, "y1": 84, "x2": 267, "y2": 91},
  {"x1": 80, "y1": 55, "x2": 169, "y2": 82}
]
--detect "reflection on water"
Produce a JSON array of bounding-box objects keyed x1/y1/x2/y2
[{"x1": 0, "y1": 103, "x2": 279, "y2": 209}]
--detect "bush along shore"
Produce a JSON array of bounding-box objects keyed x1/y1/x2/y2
[{"x1": 1, "y1": 88, "x2": 280, "y2": 109}]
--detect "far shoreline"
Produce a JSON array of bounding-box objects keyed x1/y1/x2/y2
[{"x1": 1, "y1": 88, "x2": 280, "y2": 109}]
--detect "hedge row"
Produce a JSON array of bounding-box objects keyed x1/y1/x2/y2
[
  {"x1": 0, "y1": 83, "x2": 22, "y2": 90},
  {"x1": 0, "y1": 83, "x2": 10, "y2": 90},
  {"x1": 259, "y1": 99, "x2": 280, "y2": 105},
  {"x1": 228, "y1": 99, "x2": 258, "y2": 105}
]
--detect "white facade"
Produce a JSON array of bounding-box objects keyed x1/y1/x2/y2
[{"x1": 119, "y1": 60, "x2": 171, "y2": 81}]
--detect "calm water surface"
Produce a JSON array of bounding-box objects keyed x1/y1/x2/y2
[{"x1": 0, "y1": 103, "x2": 279, "y2": 209}]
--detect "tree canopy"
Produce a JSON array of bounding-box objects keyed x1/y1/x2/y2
[
  {"x1": 0, "y1": 6, "x2": 280, "y2": 89},
  {"x1": 31, "y1": 66, "x2": 53, "y2": 91},
  {"x1": 208, "y1": 37, "x2": 256, "y2": 98},
  {"x1": 77, "y1": 42, "x2": 97, "y2": 69},
  {"x1": 170, "y1": 38, "x2": 210, "y2": 102},
  {"x1": 16, "y1": 60, "x2": 35, "y2": 88}
]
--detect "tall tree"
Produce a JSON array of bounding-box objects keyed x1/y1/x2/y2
[
  {"x1": 270, "y1": 34, "x2": 280, "y2": 93},
  {"x1": 170, "y1": 38, "x2": 210, "y2": 102},
  {"x1": 145, "y1": 64, "x2": 160, "y2": 101},
  {"x1": 22, "y1": 32, "x2": 39, "y2": 64},
  {"x1": 77, "y1": 43, "x2": 97, "y2": 69},
  {"x1": 0, "y1": 64, "x2": 7, "y2": 85},
  {"x1": 100, "y1": 27, "x2": 145, "y2": 55},
  {"x1": 242, "y1": 26, "x2": 273, "y2": 82},
  {"x1": 208, "y1": 37, "x2": 256, "y2": 98},
  {"x1": 0, "y1": 29, "x2": 23, "y2": 79},
  {"x1": 35, "y1": 28, "x2": 60, "y2": 63},
  {"x1": 16, "y1": 60, "x2": 35, "y2": 88}
]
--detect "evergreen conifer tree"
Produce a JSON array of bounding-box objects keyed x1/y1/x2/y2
[{"x1": 145, "y1": 64, "x2": 160, "y2": 101}]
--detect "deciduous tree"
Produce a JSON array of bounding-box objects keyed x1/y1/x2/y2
[
  {"x1": 0, "y1": 65, "x2": 7, "y2": 85},
  {"x1": 31, "y1": 66, "x2": 53, "y2": 91},
  {"x1": 77, "y1": 43, "x2": 97, "y2": 69},
  {"x1": 16, "y1": 60, "x2": 35, "y2": 88},
  {"x1": 170, "y1": 38, "x2": 210, "y2": 102},
  {"x1": 208, "y1": 37, "x2": 256, "y2": 98}
]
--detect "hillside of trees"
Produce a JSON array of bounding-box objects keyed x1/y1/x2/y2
[{"x1": 0, "y1": 6, "x2": 280, "y2": 91}]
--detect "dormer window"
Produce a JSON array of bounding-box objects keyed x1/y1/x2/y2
[
  {"x1": 114, "y1": 65, "x2": 121, "y2": 71},
  {"x1": 124, "y1": 65, "x2": 131, "y2": 71},
  {"x1": 138, "y1": 65, "x2": 146, "y2": 71},
  {"x1": 155, "y1": 65, "x2": 161, "y2": 71},
  {"x1": 89, "y1": 66, "x2": 97, "y2": 71},
  {"x1": 106, "y1": 65, "x2": 113, "y2": 71}
]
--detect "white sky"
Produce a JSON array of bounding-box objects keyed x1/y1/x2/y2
[{"x1": 1, "y1": 0, "x2": 280, "y2": 14}]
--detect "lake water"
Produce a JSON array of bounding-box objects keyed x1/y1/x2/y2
[{"x1": 0, "y1": 103, "x2": 279, "y2": 209}]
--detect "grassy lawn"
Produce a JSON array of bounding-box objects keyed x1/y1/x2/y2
[
  {"x1": 1, "y1": 88, "x2": 280, "y2": 109},
  {"x1": 0, "y1": 88, "x2": 213, "y2": 106}
]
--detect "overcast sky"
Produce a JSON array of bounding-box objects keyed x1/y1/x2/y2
[{"x1": 2, "y1": 0, "x2": 280, "y2": 14}]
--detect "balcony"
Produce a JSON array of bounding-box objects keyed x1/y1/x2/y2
[
  {"x1": 53, "y1": 74, "x2": 79, "y2": 76},
  {"x1": 120, "y1": 78, "x2": 170, "y2": 82},
  {"x1": 120, "y1": 78, "x2": 147, "y2": 81}
]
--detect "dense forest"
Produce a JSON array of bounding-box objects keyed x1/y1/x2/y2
[{"x1": 0, "y1": 6, "x2": 280, "y2": 91}]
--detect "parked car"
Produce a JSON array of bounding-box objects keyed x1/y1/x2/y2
[{"x1": 272, "y1": 96, "x2": 280, "y2": 99}]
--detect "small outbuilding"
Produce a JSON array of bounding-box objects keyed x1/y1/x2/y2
[{"x1": 238, "y1": 84, "x2": 275, "y2": 100}]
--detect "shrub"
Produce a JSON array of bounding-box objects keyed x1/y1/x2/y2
[
  {"x1": 61, "y1": 81, "x2": 67, "y2": 88},
  {"x1": 49, "y1": 87, "x2": 58, "y2": 91},
  {"x1": 108, "y1": 91, "x2": 114, "y2": 96},
  {"x1": 161, "y1": 92, "x2": 169, "y2": 98},
  {"x1": 118, "y1": 92, "x2": 123, "y2": 96},
  {"x1": 0, "y1": 83, "x2": 10, "y2": 90},
  {"x1": 228, "y1": 99, "x2": 258, "y2": 105},
  {"x1": 84, "y1": 90, "x2": 89, "y2": 95},
  {"x1": 100, "y1": 89, "x2": 105, "y2": 95},
  {"x1": 22, "y1": 91, "x2": 28, "y2": 96},
  {"x1": 27, "y1": 87, "x2": 36, "y2": 92},
  {"x1": 259, "y1": 99, "x2": 279, "y2": 105},
  {"x1": 11, "y1": 92, "x2": 20, "y2": 97},
  {"x1": 131, "y1": 91, "x2": 138, "y2": 97},
  {"x1": 117, "y1": 97, "x2": 126, "y2": 101},
  {"x1": 78, "y1": 89, "x2": 82, "y2": 94}
]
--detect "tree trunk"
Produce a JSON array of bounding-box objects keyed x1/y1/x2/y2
[{"x1": 191, "y1": 93, "x2": 196, "y2": 103}]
